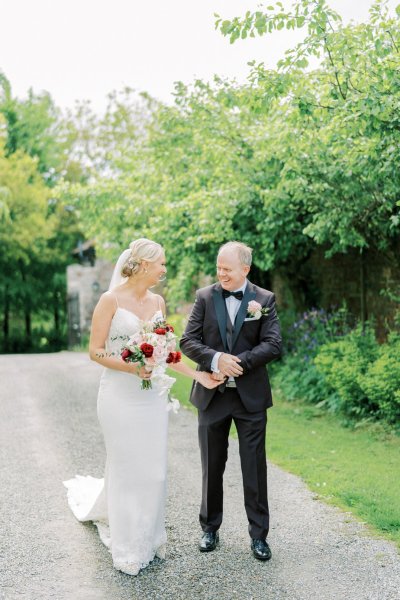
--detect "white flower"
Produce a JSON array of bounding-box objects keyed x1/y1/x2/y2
[
  {"x1": 127, "y1": 333, "x2": 142, "y2": 346},
  {"x1": 166, "y1": 396, "x2": 180, "y2": 414},
  {"x1": 167, "y1": 340, "x2": 177, "y2": 352},
  {"x1": 143, "y1": 333, "x2": 159, "y2": 346},
  {"x1": 153, "y1": 345, "x2": 166, "y2": 358},
  {"x1": 152, "y1": 370, "x2": 176, "y2": 395}
]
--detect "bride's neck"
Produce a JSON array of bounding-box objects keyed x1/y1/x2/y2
[{"x1": 124, "y1": 278, "x2": 149, "y2": 301}]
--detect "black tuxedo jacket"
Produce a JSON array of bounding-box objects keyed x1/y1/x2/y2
[{"x1": 180, "y1": 281, "x2": 282, "y2": 413}]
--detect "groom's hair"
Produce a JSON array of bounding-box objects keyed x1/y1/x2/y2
[{"x1": 218, "y1": 241, "x2": 252, "y2": 266}]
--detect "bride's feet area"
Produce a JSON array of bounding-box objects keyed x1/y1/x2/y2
[
  {"x1": 155, "y1": 543, "x2": 167, "y2": 560},
  {"x1": 114, "y1": 544, "x2": 166, "y2": 576},
  {"x1": 114, "y1": 560, "x2": 141, "y2": 576}
]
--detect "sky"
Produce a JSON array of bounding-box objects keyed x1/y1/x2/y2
[{"x1": 1, "y1": 0, "x2": 399, "y2": 113}]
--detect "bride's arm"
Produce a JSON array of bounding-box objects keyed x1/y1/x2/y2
[
  {"x1": 168, "y1": 361, "x2": 221, "y2": 389},
  {"x1": 159, "y1": 298, "x2": 220, "y2": 390},
  {"x1": 89, "y1": 293, "x2": 149, "y2": 379}
]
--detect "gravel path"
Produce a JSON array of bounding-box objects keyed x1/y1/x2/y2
[{"x1": 1, "y1": 352, "x2": 399, "y2": 600}]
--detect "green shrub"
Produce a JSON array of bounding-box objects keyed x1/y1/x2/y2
[
  {"x1": 360, "y1": 333, "x2": 400, "y2": 424},
  {"x1": 271, "y1": 355, "x2": 340, "y2": 410},
  {"x1": 314, "y1": 327, "x2": 400, "y2": 425},
  {"x1": 282, "y1": 306, "x2": 353, "y2": 358},
  {"x1": 274, "y1": 309, "x2": 400, "y2": 427},
  {"x1": 272, "y1": 307, "x2": 351, "y2": 411}
]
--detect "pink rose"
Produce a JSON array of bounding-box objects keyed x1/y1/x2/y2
[
  {"x1": 167, "y1": 341, "x2": 176, "y2": 352},
  {"x1": 153, "y1": 346, "x2": 165, "y2": 359},
  {"x1": 248, "y1": 300, "x2": 262, "y2": 313}
]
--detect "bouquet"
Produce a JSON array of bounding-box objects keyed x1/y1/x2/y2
[{"x1": 121, "y1": 318, "x2": 181, "y2": 390}]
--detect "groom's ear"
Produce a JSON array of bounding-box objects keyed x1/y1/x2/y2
[{"x1": 243, "y1": 265, "x2": 250, "y2": 276}]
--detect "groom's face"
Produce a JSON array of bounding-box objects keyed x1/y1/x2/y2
[{"x1": 216, "y1": 249, "x2": 250, "y2": 291}]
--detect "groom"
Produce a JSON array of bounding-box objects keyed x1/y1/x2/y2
[{"x1": 180, "y1": 241, "x2": 282, "y2": 561}]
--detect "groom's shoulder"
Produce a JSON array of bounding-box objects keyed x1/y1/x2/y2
[
  {"x1": 250, "y1": 282, "x2": 275, "y2": 300},
  {"x1": 196, "y1": 283, "x2": 218, "y2": 299}
]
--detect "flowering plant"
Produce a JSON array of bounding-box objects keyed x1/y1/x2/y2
[
  {"x1": 246, "y1": 300, "x2": 269, "y2": 320},
  {"x1": 121, "y1": 319, "x2": 181, "y2": 390}
]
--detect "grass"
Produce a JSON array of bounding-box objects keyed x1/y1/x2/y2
[
  {"x1": 266, "y1": 399, "x2": 400, "y2": 548},
  {"x1": 168, "y1": 365, "x2": 400, "y2": 550}
]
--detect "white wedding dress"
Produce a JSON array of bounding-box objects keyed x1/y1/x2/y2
[{"x1": 64, "y1": 306, "x2": 169, "y2": 576}]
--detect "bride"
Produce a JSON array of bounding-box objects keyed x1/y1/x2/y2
[{"x1": 64, "y1": 238, "x2": 219, "y2": 576}]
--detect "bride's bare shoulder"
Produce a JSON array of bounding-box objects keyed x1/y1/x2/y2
[
  {"x1": 151, "y1": 292, "x2": 165, "y2": 302},
  {"x1": 96, "y1": 291, "x2": 118, "y2": 311}
]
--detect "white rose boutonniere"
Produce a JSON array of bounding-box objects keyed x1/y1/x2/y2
[{"x1": 246, "y1": 300, "x2": 269, "y2": 320}]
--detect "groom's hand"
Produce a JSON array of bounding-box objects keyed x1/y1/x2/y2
[{"x1": 218, "y1": 353, "x2": 243, "y2": 377}]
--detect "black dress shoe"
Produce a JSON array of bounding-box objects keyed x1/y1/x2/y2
[
  {"x1": 199, "y1": 531, "x2": 219, "y2": 552},
  {"x1": 251, "y1": 538, "x2": 272, "y2": 561}
]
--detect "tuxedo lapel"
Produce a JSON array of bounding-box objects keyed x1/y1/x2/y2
[
  {"x1": 231, "y1": 283, "x2": 256, "y2": 349},
  {"x1": 212, "y1": 285, "x2": 228, "y2": 352}
]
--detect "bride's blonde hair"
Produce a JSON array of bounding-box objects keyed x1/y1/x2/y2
[{"x1": 121, "y1": 238, "x2": 164, "y2": 277}]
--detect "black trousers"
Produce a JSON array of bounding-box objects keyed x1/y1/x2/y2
[{"x1": 198, "y1": 388, "x2": 269, "y2": 540}]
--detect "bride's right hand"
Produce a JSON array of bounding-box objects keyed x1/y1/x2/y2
[
  {"x1": 196, "y1": 371, "x2": 223, "y2": 389},
  {"x1": 128, "y1": 363, "x2": 152, "y2": 379}
]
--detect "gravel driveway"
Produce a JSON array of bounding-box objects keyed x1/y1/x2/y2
[{"x1": 0, "y1": 352, "x2": 399, "y2": 600}]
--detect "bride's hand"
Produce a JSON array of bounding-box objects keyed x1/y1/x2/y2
[
  {"x1": 196, "y1": 371, "x2": 224, "y2": 389},
  {"x1": 128, "y1": 362, "x2": 153, "y2": 379},
  {"x1": 140, "y1": 357, "x2": 156, "y2": 379}
]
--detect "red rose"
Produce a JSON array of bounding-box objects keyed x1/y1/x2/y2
[
  {"x1": 140, "y1": 343, "x2": 154, "y2": 358},
  {"x1": 165, "y1": 324, "x2": 174, "y2": 332},
  {"x1": 154, "y1": 328, "x2": 167, "y2": 335},
  {"x1": 121, "y1": 348, "x2": 133, "y2": 361},
  {"x1": 166, "y1": 351, "x2": 181, "y2": 364},
  {"x1": 173, "y1": 351, "x2": 181, "y2": 364}
]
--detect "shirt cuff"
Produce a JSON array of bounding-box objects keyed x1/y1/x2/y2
[{"x1": 211, "y1": 352, "x2": 222, "y2": 373}]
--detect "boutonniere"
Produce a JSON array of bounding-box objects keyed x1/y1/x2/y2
[{"x1": 246, "y1": 300, "x2": 269, "y2": 320}]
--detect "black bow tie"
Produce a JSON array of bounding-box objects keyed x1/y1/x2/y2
[{"x1": 222, "y1": 289, "x2": 243, "y2": 300}]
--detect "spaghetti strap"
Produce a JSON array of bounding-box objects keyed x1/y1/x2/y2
[
  {"x1": 157, "y1": 294, "x2": 164, "y2": 318},
  {"x1": 114, "y1": 294, "x2": 119, "y2": 308}
]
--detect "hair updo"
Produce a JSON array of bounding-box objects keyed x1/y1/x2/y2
[{"x1": 121, "y1": 238, "x2": 164, "y2": 278}]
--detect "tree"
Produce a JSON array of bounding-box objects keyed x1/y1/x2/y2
[
  {"x1": 0, "y1": 137, "x2": 50, "y2": 346},
  {"x1": 0, "y1": 76, "x2": 83, "y2": 351},
  {"x1": 56, "y1": 1, "x2": 400, "y2": 318}
]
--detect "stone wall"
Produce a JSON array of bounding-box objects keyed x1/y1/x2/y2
[
  {"x1": 271, "y1": 245, "x2": 400, "y2": 339},
  {"x1": 66, "y1": 259, "x2": 114, "y2": 346}
]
